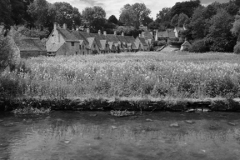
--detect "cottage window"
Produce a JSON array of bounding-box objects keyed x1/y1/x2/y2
[
  {"x1": 71, "y1": 42, "x2": 74, "y2": 46},
  {"x1": 94, "y1": 44, "x2": 96, "y2": 48},
  {"x1": 82, "y1": 45, "x2": 84, "y2": 49},
  {"x1": 79, "y1": 45, "x2": 81, "y2": 50}
]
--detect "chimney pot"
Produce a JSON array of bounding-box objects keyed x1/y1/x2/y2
[
  {"x1": 54, "y1": 22, "x2": 57, "y2": 30},
  {"x1": 63, "y1": 23, "x2": 67, "y2": 29},
  {"x1": 98, "y1": 30, "x2": 101, "y2": 35},
  {"x1": 103, "y1": 31, "x2": 107, "y2": 36},
  {"x1": 86, "y1": 28, "x2": 90, "y2": 33},
  {"x1": 114, "y1": 31, "x2": 117, "y2": 35},
  {"x1": 121, "y1": 32, "x2": 124, "y2": 36}
]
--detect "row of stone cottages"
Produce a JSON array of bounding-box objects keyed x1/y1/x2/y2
[
  {"x1": 46, "y1": 23, "x2": 154, "y2": 56},
  {"x1": 1, "y1": 23, "x2": 154, "y2": 58}
]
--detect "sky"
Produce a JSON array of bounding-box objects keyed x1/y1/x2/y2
[{"x1": 46, "y1": 0, "x2": 228, "y2": 19}]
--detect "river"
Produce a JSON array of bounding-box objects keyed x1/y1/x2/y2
[{"x1": 0, "y1": 111, "x2": 240, "y2": 160}]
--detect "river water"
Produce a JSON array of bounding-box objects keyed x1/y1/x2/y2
[{"x1": 0, "y1": 111, "x2": 240, "y2": 160}]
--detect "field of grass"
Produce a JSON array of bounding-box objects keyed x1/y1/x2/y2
[{"x1": 1, "y1": 51, "x2": 240, "y2": 101}]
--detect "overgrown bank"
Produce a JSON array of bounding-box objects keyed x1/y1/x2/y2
[
  {"x1": 1, "y1": 52, "x2": 240, "y2": 112},
  {"x1": 1, "y1": 97, "x2": 240, "y2": 112}
]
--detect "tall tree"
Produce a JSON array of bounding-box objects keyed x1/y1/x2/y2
[
  {"x1": 119, "y1": 3, "x2": 151, "y2": 29},
  {"x1": 108, "y1": 15, "x2": 118, "y2": 25},
  {"x1": 171, "y1": 14, "x2": 178, "y2": 27},
  {"x1": 207, "y1": 9, "x2": 235, "y2": 52},
  {"x1": 0, "y1": 0, "x2": 13, "y2": 26},
  {"x1": 82, "y1": 6, "x2": 106, "y2": 24},
  {"x1": 53, "y1": 2, "x2": 81, "y2": 29},
  {"x1": 178, "y1": 13, "x2": 189, "y2": 27},
  {"x1": 171, "y1": 0, "x2": 201, "y2": 18},
  {"x1": 82, "y1": 6, "x2": 106, "y2": 32},
  {"x1": 190, "y1": 6, "x2": 206, "y2": 39},
  {"x1": 27, "y1": 0, "x2": 49, "y2": 27}
]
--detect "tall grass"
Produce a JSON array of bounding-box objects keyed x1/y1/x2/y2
[{"x1": 1, "y1": 52, "x2": 240, "y2": 100}]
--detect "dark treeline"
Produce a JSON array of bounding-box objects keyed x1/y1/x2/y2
[
  {"x1": 149, "y1": 0, "x2": 240, "y2": 53},
  {"x1": 1, "y1": 0, "x2": 240, "y2": 52}
]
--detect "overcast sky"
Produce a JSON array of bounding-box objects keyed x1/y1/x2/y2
[{"x1": 47, "y1": 0, "x2": 228, "y2": 19}]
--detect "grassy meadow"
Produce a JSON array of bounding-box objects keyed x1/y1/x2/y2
[{"x1": 1, "y1": 51, "x2": 240, "y2": 101}]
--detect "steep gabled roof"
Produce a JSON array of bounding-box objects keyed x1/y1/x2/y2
[
  {"x1": 157, "y1": 29, "x2": 176, "y2": 39},
  {"x1": 138, "y1": 37, "x2": 148, "y2": 46},
  {"x1": 87, "y1": 37, "x2": 95, "y2": 48},
  {"x1": 100, "y1": 40, "x2": 107, "y2": 50},
  {"x1": 16, "y1": 38, "x2": 47, "y2": 52},
  {"x1": 57, "y1": 28, "x2": 78, "y2": 42},
  {"x1": 182, "y1": 41, "x2": 191, "y2": 46},
  {"x1": 116, "y1": 35, "x2": 128, "y2": 44},
  {"x1": 143, "y1": 31, "x2": 153, "y2": 40},
  {"x1": 105, "y1": 34, "x2": 119, "y2": 43},
  {"x1": 89, "y1": 33, "x2": 106, "y2": 49}
]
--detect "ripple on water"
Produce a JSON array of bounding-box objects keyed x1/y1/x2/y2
[{"x1": 0, "y1": 112, "x2": 240, "y2": 160}]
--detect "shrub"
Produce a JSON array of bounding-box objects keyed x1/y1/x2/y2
[
  {"x1": 168, "y1": 41, "x2": 182, "y2": 48},
  {"x1": 0, "y1": 35, "x2": 10, "y2": 70},
  {"x1": 189, "y1": 39, "x2": 209, "y2": 53},
  {"x1": 234, "y1": 43, "x2": 240, "y2": 54}
]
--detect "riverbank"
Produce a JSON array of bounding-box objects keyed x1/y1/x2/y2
[
  {"x1": 2, "y1": 52, "x2": 240, "y2": 112},
  {"x1": 1, "y1": 97, "x2": 240, "y2": 112}
]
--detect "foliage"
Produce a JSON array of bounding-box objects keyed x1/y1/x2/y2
[
  {"x1": 0, "y1": 0, "x2": 13, "y2": 26},
  {"x1": 155, "y1": 8, "x2": 172, "y2": 30},
  {"x1": 207, "y1": 9, "x2": 235, "y2": 52},
  {"x1": 53, "y1": 2, "x2": 82, "y2": 29},
  {"x1": 189, "y1": 39, "x2": 209, "y2": 53},
  {"x1": 171, "y1": 14, "x2": 178, "y2": 27},
  {"x1": 171, "y1": 0, "x2": 201, "y2": 18},
  {"x1": 3, "y1": 53, "x2": 240, "y2": 100},
  {"x1": 27, "y1": 0, "x2": 49, "y2": 27},
  {"x1": 119, "y1": 3, "x2": 151, "y2": 29},
  {"x1": 168, "y1": 41, "x2": 182, "y2": 48},
  {"x1": 189, "y1": 6, "x2": 207, "y2": 39},
  {"x1": 178, "y1": 13, "x2": 189, "y2": 27},
  {"x1": 234, "y1": 43, "x2": 240, "y2": 54},
  {"x1": 116, "y1": 26, "x2": 140, "y2": 37},
  {"x1": 0, "y1": 35, "x2": 11, "y2": 70},
  {"x1": 231, "y1": 14, "x2": 240, "y2": 36},
  {"x1": 82, "y1": 6, "x2": 111, "y2": 32},
  {"x1": 108, "y1": 15, "x2": 118, "y2": 25}
]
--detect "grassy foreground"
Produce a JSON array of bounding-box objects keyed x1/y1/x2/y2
[{"x1": 1, "y1": 51, "x2": 240, "y2": 111}]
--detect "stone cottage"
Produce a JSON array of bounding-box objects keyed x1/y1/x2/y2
[
  {"x1": 15, "y1": 38, "x2": 47, "y2": 58},
  {"x1": 46, "y1": 23, "x2": 80, "y2": 56}
]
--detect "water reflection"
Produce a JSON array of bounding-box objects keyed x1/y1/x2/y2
[{"x1": 0, "y1": 112, "x2": 240, "y2": 160}]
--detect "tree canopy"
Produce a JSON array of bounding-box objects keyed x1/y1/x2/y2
[{"x1": 119, "y1": 3, "x2": 151, "y2": 29}]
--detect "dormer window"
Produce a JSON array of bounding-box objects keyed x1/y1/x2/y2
[{"x1": 71, "y1": 42, "x2": 74, "y2": 46}]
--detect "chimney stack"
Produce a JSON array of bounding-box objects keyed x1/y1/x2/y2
[
  {"x1": 103, "y1": 31, "x2": 107, "y2": 36},
  {"x1": 54, "y1": 22, "x2": 57, "y2": 30},
  {"x1": 63, "y1": 23, "x2": 67, "y2": 29},
  {"x1": 142, "y1": 32, "x2": 145, "y2": 38},
  {"x1": 86, "y1": 28, "x2": 90, "y2": 33},
  {"x1": 98, "y1": 30, "x2": 101, "y2": 35},
  {"x1": 121, "y1": 32, "x2": 124, "y2": 36},
  {"x1": 114, "y1": 31, "x2": 117, "y2": 36},
  {"x1": 139, "y1": 34, "x2": 141, "y2": 38}
]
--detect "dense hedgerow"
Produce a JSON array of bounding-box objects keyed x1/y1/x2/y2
[
  {"x1": 1, "y1": 52, "x2": 240, "y2": 99},
  {"x1": 234, "y1": 43, "x2": 240, "y2": 54},
  {"x1": 189, "y1": 39, "x2": 209, "y2": 53}
]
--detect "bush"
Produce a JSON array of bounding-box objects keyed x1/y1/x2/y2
[
  {"x1": 0, "y1": 35, "x2": 10, "y2": 70},
  {"x1": 189, "y1": 39, "x2": 209, "y2": 53},
  {"x1": 234, "y1": 43, "x2": 240, "y2": 54},
  {"x1": 153, "y1": 40, "x2": 166, "y2": 46},
  {"x1": 168, "y1": 41, "x2": 183, "y2": 48}
]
